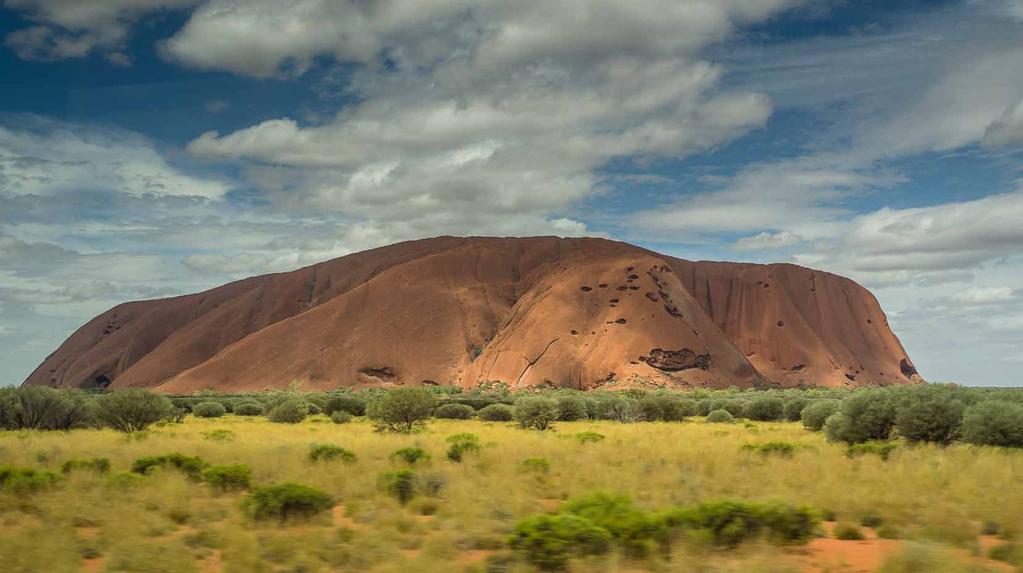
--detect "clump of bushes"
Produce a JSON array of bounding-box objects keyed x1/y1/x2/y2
[
  {"x1": 379, "y1": 469, "x2": 418, "y2": 505},
  {"x1": 744, "y1": 397, "x2": 785, "y2": 421},
  {"x1": 846, "y1": 441, "x2": 898, "y2": 460},
  {"x1": 824, "y1": 390, "x2": 895, "y2": 444},
  {"x1": 665, "y1": 499, "x2": 818, "y2": 547},
  {"x1": 706, "y1": 409, "x2": 734, "y2": 424},
  {"x1": 131, "y1": 453, "x2": 206, "y2": 480},
  {"x1": 192, "y1": 401, "x2": 227, "y2": 418},
  {"x1": 509, "y1": 513, "x2": 612, "y2": 570},
  {"x1": 556, "y1": 394, "x2": 588, "y2": 421},
  {"x1": 801, "y1": 400, "x2": 840, "y2": 431},
  {"x1": 367, "y1": 387, "x2": 437, "y2": 433},
  {"x1": 233, "y1": 402, "x2": 264, "y2": 416},
  {"x1": 477, "y1": 403, "x2": 514, "y2": 421},
  {"x1": 390, "y1": 447, "x2": 430, "y2": 465},
  {"x1": 783, "y1": 397, "x2": 810, "y2": 422},
  {"x1": 0, "y1": 466, "x2": 61, "y2": 493},
  {"x1": 576, "y1": 431, "x2": 605, "y2": 444},
  {"x1": 307, "y1": 403, "x2": 322, "y2": 415},
  {"x1": 241, "y1": 482, "x2": 333, "y2": 522},
  {"x1": 520, "y1": 458, "x2": 551, "y2": 473},
  {"x1": 434, "y1": 403, "x2": 475, "y2": 419},
  {"x1": 95, "y1": 389, "x2": 174, "y2": 432},
  {"x1": 446, "y1": 433, "x2": 480, "y2": 462},
  {"x1": 639, "y1": 394, "x2": 692, "y2": 422},
  {"x1": 515, "y1": 396, "x2": 560, "y2": 430},
  {"x1": 960, "y1": 400, "x2": 1023, "y2": 447},
  {"x1": 201, "y1": 464, "x2": 252, "y2": 491},
  {"x1": 894, "y1": 385, "x2": 965, "y2": 444},
  {"x1": 0, "y1": 387, "x2": 95, "y2": 430},
  {"x1": 267, "y1": 398, "x2": 308, "y2": 424},
  {"x1": 324, "y1": 393, "x2": 367, "y2": 417},
  {"x1": 330, "y1": 410, "x2": 352, "y2": 424},
  {"x1": 742, "y1": 441, "x2": 797, "y2": 457},
  {"x1": 833, "y1": 522, "x2": 865, "y2": 540},
  {"x1": 201, "y1": 429, "x2": 235, "y2": 441},
  {"x1": 61, "y1": 458, "x2": 110, "y2": 475},
  {"x1": 308, "y1": 444, "x2": 357, "y2": 463}
]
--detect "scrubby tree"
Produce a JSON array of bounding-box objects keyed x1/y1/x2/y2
[
  {"x1": 95, "y1": 389, "x2": 174, "y2": 432},
  {"x1": 783, "y1": 397, "x2": 810, "y2": 422},
  {"x1": 801, "y1": 400, "x2": 840, "y2": 431},
  {"x1": 192, "y1": 401, "x2": 227, "y2": 418},
  {"x1": 267, "y1": 398, "x2": 308, "y2": 424},
  {"x1": 368, "y1": 387, "x2": 437, "y2": 433},
  {"x1": 325, "y1": 393, "x2": 367, "y2": 416},
  {"x1": 894, "y1": 385, "x2": 965, "y2": 444},
  {"x1": 744, "y1": 396, "x2": 785, "y2": 421},
  {"x1": 706, "y1": 409, "x2": 735, "y2": 423},
  {"x1": 0, "y1": 387, "x2": 95, "y2": 430},
  {"x1": 514, "y1": 396, "x2": 560, "y2": 430},
  {"x1": 434, "y1": 403, "x2": 475, "y2": 419},
  {"x1": 825, "y1": 390, "x2": 896, "y2": 444},
  {"x1": 477, "y1": 403, "x2": 515, "y2": 421},
  {"x1": 960, "y1": 401, "x2": 1023, "y2": 447},
  {"x1": 556, "y1": 394, "x2": 589, "y2": 421}
]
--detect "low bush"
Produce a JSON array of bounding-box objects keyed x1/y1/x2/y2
[
  {"x1": 61, "y1": 458, "x2": 110, "y2": 475},
  {"x1": 308, "y1": 444, "x2": 357, "y2": 463},
  {"x1": 509, "y1": 513, "x2": 612, "y2": 570},
  {"x1": 664, "y1": 499, "x2": 818, "y2": 547},
  {"x1": 307, "y1": 403, "x2": 322, "y2": 415},
  {"x1": 390, "y1": 447, "x2": 430, "y2": 465},
  {"x1": 476, "y1": 403, "x2": 514, "y2": 422},
  {"x1": 233, "y1": 402, "x2": 264, "y2": 416},
  {"x1": 201, "y1": 464, "x2": 252, "y2": 491},
  {"x1": 989, "y1": 543, "x2": 1021, "y2": 564},
  {"x1": 514, "y1": 396, "x2": 560, "y2": 430},
  {"x1": 605, "y1": 397, "x2": 643, "y2": 423},
  {"x1": 564, "y1": 492, "x2": 666, "y2": 555},
  {"x1": 576, "y1": 431, "x2": 605, "y2": 444},
  {"x1": 367, "y1": 387, "x2": 437, "y2": 433},
  {"x1": 446, "y1": 433, "x2": 480, "y2": 462},
  {"x1": 960, "y1": 400, "x2": 1023, "y2": 447},
  {"x1": 192, "y1": 401, "x2": 227, "y2": 418},
  {"x1": 267, "y1": 398, "x2": 307, "y2": 424},
  {"x1": 434, "y1": 403, "x2": 475, "y2": 419},
  {"x1": 95, "y1": 389, "x2": 174, "y2": 432},
  {"x1": 0, "y1": 387, "x2": 95, "y2": 430},
  {"x1": 847, "y1": 441, "x2": 898, "y2": 461},
  {"x1": 520, "y1": 458, "x2": 551, "y2": 473},
  {"x1": 783, "y1": 397, "x2": 810, "y2": 422},
  {"x1": 706, "y1": 409, "x2": 734, "y2": 424},
  {"x1": 556, "y1": 394, "x2": 589, "y2": 421},
  {"x1": 325, "y1": 394, "x2": 367, "y2": 417},
  {"x1": 330, "y1": 410, "x2": 352, "y2": 424},
  {"x1": 826, "y1": 390, "x2": 895, "y2": 444},
  {"x1": 241, "y1": 482, "x2": 333, "y2": 522},
  {"x1": 894, "y1": 385, "x2": 965, "y2": 444},
  {"x1": 834, "y1": 522, "x2": 865, "y2": 540},
  {"x1": 0, "y1": 466, "x2": 60, "y2": 494},
  {"x1": 131, "y1": 453, "x2": 206, "y2": 480},
  {"x1": 378, "y1": 469, "x2": 417, "y2": 505},
  {"x1": 742, "y1": 441, "x2": 797, "y2": 457},
  {"x1": 201, "y1": 429, "x2": 235, "y2": 441},
  {"x1": 801, "y1": 400, "x2": 840, "y2": 431},
  {"x1": 744, "y1": 397, "x2": 785, "y2": 421}
]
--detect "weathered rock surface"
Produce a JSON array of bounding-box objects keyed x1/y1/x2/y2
[{"x1": 23, "y1": 236, "x2": 922, "y2": 392}]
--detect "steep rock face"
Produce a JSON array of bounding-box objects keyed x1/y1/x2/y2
[{"x1": 23, "y1": 236, "x2": 921, "y2": 392}]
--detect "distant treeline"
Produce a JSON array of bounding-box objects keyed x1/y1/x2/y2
[{"x1": 2, "y1": 383, "x2": 1022, "y2": 447}]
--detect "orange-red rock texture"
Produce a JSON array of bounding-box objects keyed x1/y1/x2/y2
[{"x1": 23, "y1": 236, "x2": 922, "y2": 392}]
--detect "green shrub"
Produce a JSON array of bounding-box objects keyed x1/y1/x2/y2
[
  {"x1": 192, "y1": 401, "x2": 226, "y2": 418},
  {"x1": 509, "y1": 513, "x2": 612, "y2": 570},
  {"x1": 0, "y1": 387, "x2": 95, "y2": 430},
  {"x1": 308, "y1": 444, "x2": 357, "y2": 463},
  {"x1": 233, "y1": 402, "x2": 264, "y2": 416},
  {"x1": 434, "y1": 403, "x2": 475, "y2": 419},
  {"x1": 847, "y1": 440, "x2": 898, "y2": 460},
  {"x1": 520, "y1": 458, "x2": 551, "y2": 473},
  {"x1": 241, "y1": 482, "x2": 333, "y2": 522},
  {"x1": 989, "y1": 543, "x2": 1021, "y2": 564},
  {"x1": 131, "y1": 453, "x2": 206, "y2": 480},
  {"x1": 390, "y1": 447, "x2": 430, "y2": 465},
  {"x1": 744, "y1": 397, "x2": 785, "y2": 421},
  {"x1": 61, "y1": 458, "x2": 110, "y2": 475},
  {"x1": 894, "y1": 386, "x2": 965, "y2": 444},
  {"x1": 202, "y1": 464, "x2": 252, "y2": 491},
  {"x1": 706, "y1": 409, "x2": 734, "y2": 423},
  {"x1": 961, "y1": 400, "x2": 1023, "y2": 447},
  {"x1": 826, "y1": 390, "x2": 896, "y2": 444},
  {"x1": 95, "y1": 389, "x2": 174, "y2": 432},
  {"x1": 367, "y1": 387, "x2": 437, "y2": 433},
  {"x1": 476, "y1": 403, "x2": 514, "y2": 421},
  {"x1": 379, "y1": 469, "x2": 418, "y2": 505},
  {"x1": 834, "y1": 522, "x2": 865, "y2": 540},
  {"x1": 563, "y1": 492, "x2": 666, "y2": 555},
  {"x1": 605, "y1": 397, "x2": 642, "y2": 423},
  {"x1": 801, "y1": 400, "x2": 840, "y2": 431},
  {"x1": 783, "y1": 397, "x2": 810, "y2": 422},
  {"x1": 514, "y1": 396, "x2": 560, "y2": 430},
  {"x1": 556, "y1": 394, "x2": 588, "y2": 421},
  {"x1": 324, "y1": 394, "x2": 367, "y2": 417},
  {"x1": 446, "y1": 433, "x2": 480, "y2": 462},
  {"x1": 307, "y1": 403, "x2": 322, "y2": 415},
  {"x1": 696, "y1": 399, "x2": 714, "y2": 416},
  {"x1": 639, "y1": 395, "x2": 691, "y2": 422},
  {"x1": 742, "y1": 441, "x2": 797, "y2": 457},
  {"x1": 267, "y1": 398, "x2": 307, "y2": 424},
  {"x1": 575, "y1": 431, "x2": 605, "y2": 444},
  {"x1": 664, "y1": 500, "x2": 818, "y2": 547},
  {"x1": 0, "y1": 466, "x2": 60, "y2": 493},
  {"x1": 330, "y1": 410, "x2": 352, "y2": 424},
  {"x1": 201, "y1": 429, "x2": 235, "y2": 441}
]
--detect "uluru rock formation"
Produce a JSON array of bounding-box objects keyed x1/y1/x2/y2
[{"x1": 24, "y1": 236, "x2": 922, "y2": 392}]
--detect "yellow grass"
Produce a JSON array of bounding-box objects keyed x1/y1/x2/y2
[{"x1": 2, "y1": 416, "x2": 1022, "y2": 572}]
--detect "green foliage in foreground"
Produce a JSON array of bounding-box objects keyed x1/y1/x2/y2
[
  {"x1": 95, "y1": 388, "x2": 174, "y2": 432},
  {"x1": 201, "y1": 464, "x2": 252, "y2": 492},
  {"x1": 510, "y1": 493, "x2": 818, "y2": 570},
  {"x1": 308, "y1": 443, "x2": 357, "y2": 463},
  {"x1": 240, "y1": 482, "x2": 333, "y2": 522},
  {"x1": 390, "y1": 447, "x2": 430, "y2": 465},
  {"x1": 60, "y1": 457, "x2": 110, "y2": 475},
  {"x1": 445, "y1": 432, "x2": 480, "y2": 462},
  {"x1": 0, "y1": 466, "x2": 61, "y2": 494}
]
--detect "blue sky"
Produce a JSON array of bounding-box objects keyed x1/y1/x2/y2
[{"x1": 2, "y1": 0, "x2": 1023, "y2": 387}]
